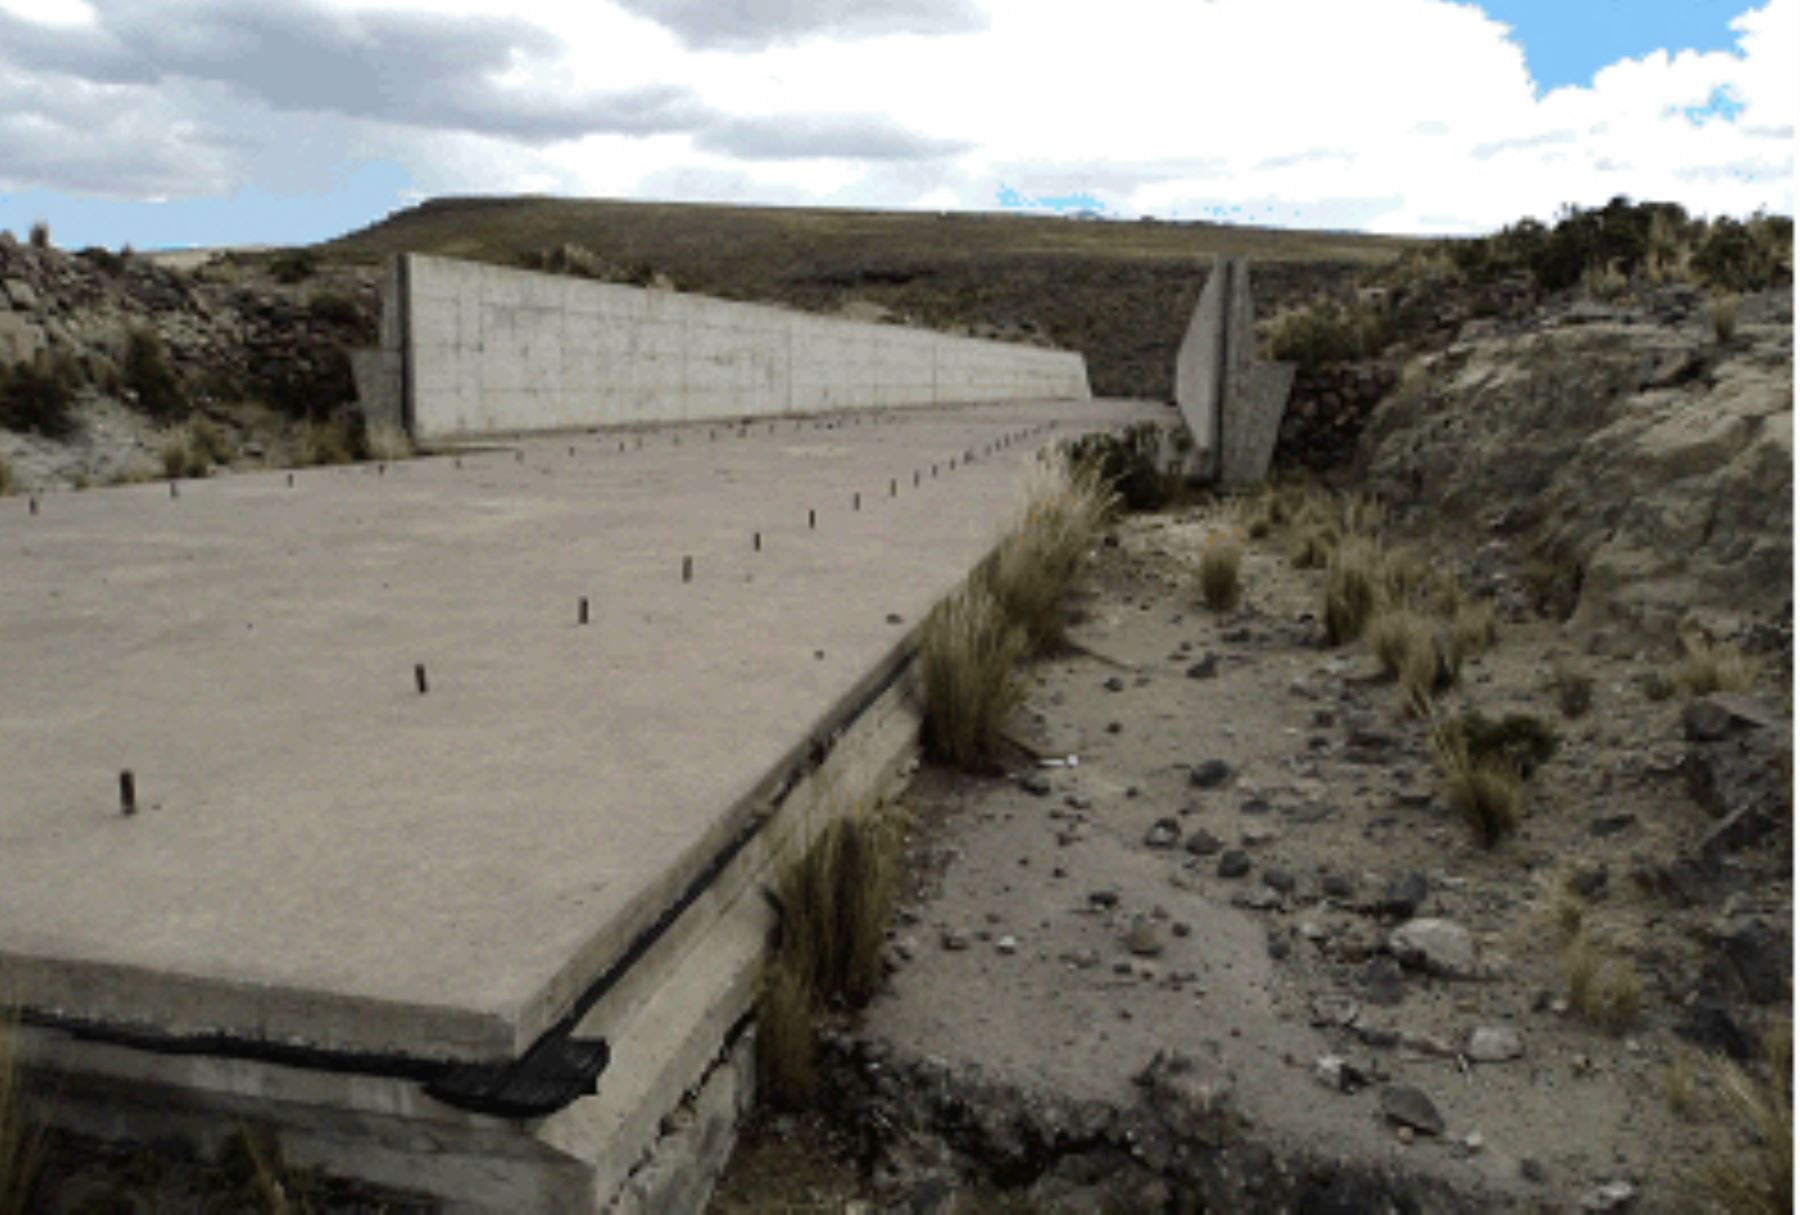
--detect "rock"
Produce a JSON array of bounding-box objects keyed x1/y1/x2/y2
[
  {"x1": 2, "y1": 277, "x2": 39, "y2": 309},
  {"x1": 1683, "y1": 693, "x2": 1778, "y2": 742},
  {"x1": 1589, "y1": 812, "x2": 1637, "y2": 837},
  {"x1": 1360, "y1": 955, "x2": 1408, "y2": 1006},
  {"x1": 1237, "y1": 795, "x2": 1272, "y2": 816},
  {"x1": 1378, "y1": 1085, "x2": 1444, "y2": 1136},
  {"x1": 1088, "y1": 889, "x2": 1120, "y2": 911},
  {"x1": 1581, "y1": 1180, "x2": 1637, "y2": 1212},
  {"x1": 1675, "y1": 999, "x2": 1756, "y2": 1061},
  {"x1": 1388, "y1": 918, "x2": 1478, "y2": 978},
  {"x1": 1377, "y1": 871, "x2": 1428, "y2": 919},
  {"x1": 941, "y1": 929, "x2": 970, "y2": 951},
  {"x1": 1465, "y1": 1024, "x2": 1523, "y2": 1062},
  {"x1": 1309, "y1": 994, "x2": 1360, "y2": 1028},
  {"x1": 1262, "y1": 868, "x2": 1296, "y2": 894},
  {"x1": 1235, "y1": 888, "x2": 1282, "y2": 911},
  {"x1": 1189, "y1": 759, "x2": 1233, "y2": 789},
  {"x1": 1720, "y1": 918, "x2": 1790, "y2": 1005},
  {"x1": 1313, "y1": 1054, "x2": 1369, "y2": 1093},
  {"x1": 1019, "y1": 772, "x2": 1052, "y2": 797},
  {"x1": 1183, "y1": 827, "x2": 1223, "y2": 856},
  {"x1": 1519, "y1": 1158, "x2": 1549, "y2": 1185},
  {"x1": 1185, "y1": 654, "x2": 1219, "y2": 679},
  {"x1": 1103, "y1": 675, "x2": 1126, "y2": 693},
  {"x1": 1135, "y1": 1047, "x2": 1234, "y2": 1143},
  {"x1": 1143, "y1": 817, "x2": 1181, "y2": 850},
  {"x1": 1570, "y1": 865, "x2": 1609, "y2": 899},
  {"x1": 1216, "y1": 850, "x2": 1251, "y2": 879},
  {"x1": 1320, "y1": 872, "x2": 1355, "y2": 900},
  {"x1": 1125, "y1": 918, "x2": 1163, "y2": 958}
]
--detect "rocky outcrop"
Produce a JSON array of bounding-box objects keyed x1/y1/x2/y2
[
  {"x1": 1357, "y1": 286, "x2": 1792, "y2": 640},
  {"x1": 0, "y1": 233, "x2": 375, "y2": 423}
]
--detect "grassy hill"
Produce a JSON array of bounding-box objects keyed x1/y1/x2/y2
[{"x1": 320, "y1": 197, "x2": 1420, "y2": 399}]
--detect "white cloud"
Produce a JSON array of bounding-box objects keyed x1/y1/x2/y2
[{"x1": 0, "y1": 0, "x2": 1791, "y2": 234}]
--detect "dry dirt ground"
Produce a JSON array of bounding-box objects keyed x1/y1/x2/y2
[{"x1": 713, "y1": 501, "x2": 1791, "y2": 1214}]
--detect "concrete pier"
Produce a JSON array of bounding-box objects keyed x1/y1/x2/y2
[{"x1": 1, "y1": 397, "x2": 1159, "y2": 1210}]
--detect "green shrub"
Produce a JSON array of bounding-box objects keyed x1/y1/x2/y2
[
  {"x1": 0, "y1": 361, "x2": 77, "y2": 438},
  {"x1": 123, "y1": 329, "x2": 188, "y2": 420},
  {"x1": 1265, "y1": 297, "x2": 1390, "y2": 373},
  {"x1": 308, "y1": 291, "x2": 362, "y2": 326},
  {"x1": 1064, "y1": 422, "x2": 1172, "y2": 512},
  {"x1": 269, "y1": 249, "x2": 318, "y2": 284},
  {"x1": 1459, "y1": 710, "x2": 1558, "y2": 779}
]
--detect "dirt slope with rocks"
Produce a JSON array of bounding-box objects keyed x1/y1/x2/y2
[
  {"x1": 0, "y1": 234, "x2": 376, "y2": 490},
  {"x1": 715, "y1": 503, "x2": 1791, "y2": 1215},
  {"x1": 1355, "y1": 285, "x2": 1793, "y2": 645}
]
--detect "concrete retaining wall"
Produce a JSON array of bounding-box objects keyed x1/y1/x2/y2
[{"x1": 391, "y1": 254, "x2": 1090, "y2": 441}]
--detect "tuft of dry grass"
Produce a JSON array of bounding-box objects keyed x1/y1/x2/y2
[
  {"x1": 758, "y1": 807, "x2": 908, "y2": 1109},
  {"x1": 1662, "y1": 1048, "x2": 1700, "y2": 1118},
  {"x1": 1378, "y1": 545, "x2": 1431, "y2": 607},
  {"x1": 1685, "y1": 1023, "x2": 1792, "y2": 1215},
  {"x1": 366, "y1": 422, "x2": 414, "y2": 462},
  {"x1": 1, "y1": 1015, "x2": 42, "y2": 1215},
  {"x1": 1450, "y1": 598, "x2": 1498, "y2": 660},
  {"x1": 1562, "y1": 931, "x2": 1642, "y2": 1032},
  {"x1": 187, "y1": 416, "x2": 234, "y2": 469},
  {"x1": 1287, "y1": 525, "x2": 1338, "y2": 570},
  {"x1": 298, "y1": 418, "x2": 357, "y2": 467},
  {"x1": 756, "y1": 952, "x2": 819, "y2": 1108},
  {"x1": 1675, "y1": 635, "x2": 1760, "y2": 696},
  {"x1": 1430, "y1": 716, "x2": 1521, "y2": 847},
  {"x1": 920, "y1": 580, "x2": 1027, "y2": 769},
  {"x1": 982, "y1": 455, "x2": 1114, "y2": 655},
  {"x1": 160, "y1": 437, "x2": 195, "y2": 480},
  {"x1": 1369, "y1": 608, "x2": 1433, "y2": 681},
  {"x1": 1197, "y1": 537, "x2": 1243, "y2": 612},
  {"x1": 1322, "y1": 538, "x2": 1384, "y2": 646},
  {"x1": 1550, "y1": 659, "x2": 1595, "y2": 718},
  {"x1": 0, "y1": 457, "x2": 11, "y2": 498},
  {"x1": 1708, "y1": 292, "x2": 1741, "y2": 344}
]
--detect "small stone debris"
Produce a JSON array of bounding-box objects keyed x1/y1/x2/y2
[
  {"x1": 1309, "y1": 994, "x2": 1360, "y2": 1028},
  {"x1": 1184, "y1": 827, "x2": 1223, "y2": 856},
  {"x1": 1143, "y1": 817, "x2": 1182, "y2": 849},
  {"x1": 1189, "y1": 759, "x2": 1233, "y2": 789},
  {"x1": 996, "y1": 935, "x2": 1018, "y2": 955},
  {"x1": 941, "y1": 930, "x2": 970, "y2": 951},
  {"x1": 1185, "y1": 654, "x2": 1219, "y2": 679},
  {"x1": 1377, "y1": 871, "x2": 1429, "y2": 919},
  {"x1": 1088, "y1": 889, "x2": 1120, "y2": 911},
  {"x1": 1262, "y1": 867, "x2": 1296, "y2": 894},
  {"x1": 1125, "y1": 917, "x2": 1163, "y2": 957},
  {"x1": 1103, "y1": 675, "x2": 1126, "y2": 692},
  {"x1": 1388, "y1": 917, "x2": 1478, "y2": 978},
  {"x1": 1360, "y1": 955, "x2": 1408, "y2": 1006},
  {"x1": 1313, "y1": 1054, "x2": 1372, "y2": 1093},
  {"x1": 1466, "y1": 1025, "x2": 1524, "y2": 1063},
  {"x1": 1581, "y1": 1180, "x2": 1637, "y2": 1213},
  {"x1": 1216, "y1": 849, "x2": 1251, "y2": 879},
  {"x1": 1019, "y1": 772, "x2": 1052, "y2": 797},
  {"x1": 1379, "y1": 1085, "x2": 1445, "y2": 1137}
]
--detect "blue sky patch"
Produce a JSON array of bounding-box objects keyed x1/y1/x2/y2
[
  {"x1": 1682, "y1": 84, "x2": 1748, "y2": 123},
  {"x1": 995, "y1": 184, "x2": 1108, "y2": 216},
  {"x1": 1476, "y1": 0, "x2": 1742, "y2": 91}
]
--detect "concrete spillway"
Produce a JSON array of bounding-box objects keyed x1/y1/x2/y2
[{"x1": 1, "y1": 398, "x2": 1161, "y2": 1210}]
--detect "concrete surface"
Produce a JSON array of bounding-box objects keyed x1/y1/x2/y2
[
  {"x1": 0, "y1": 398, "x2": 1158, "y2": 1065},
  {"x1": 393, "y1": 255, "x2": 1091, "y2": 441},
  {"x1": 1172, "y1": 256, "x2": 1293, "y2": 485}
]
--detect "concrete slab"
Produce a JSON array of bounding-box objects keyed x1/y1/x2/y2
[{"x1": 0, "y1": 399, "x2": 1159, "y2": 1067}]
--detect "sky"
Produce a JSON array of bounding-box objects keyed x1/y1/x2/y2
[{"x1": 0, "y1": 0, "x2": 1791, "y2": 249}]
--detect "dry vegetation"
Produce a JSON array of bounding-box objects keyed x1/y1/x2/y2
[
  {"x1": 919, "y1": 582, "x2": 1028, "y2": 769},
  {"x1": 758, "y1": 807, "x2": 908, "y2": 1108},
  {"x1": 1674, "y1": 634, "x2": 1761, "y2": 696},
  {"x1": 1684, "y1": 1024, "x2": 1793, "y2": 1215},
  {"x1": 1196, "y1": 537, "x2": 1243, "y2": 611}
]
